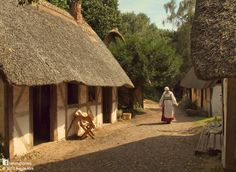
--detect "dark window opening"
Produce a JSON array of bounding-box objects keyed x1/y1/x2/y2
[
  {"x1": 67, "y1": 82, "x2": 79, "y2": 105},
  {"x1": 88, "y1": 86, "x2": 96, "y2": 102}
]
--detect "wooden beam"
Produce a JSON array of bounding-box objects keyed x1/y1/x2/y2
[
  {"x1": 224, "y1": 78, "x2": 236, "y2": 171},
  {"x1": 64, "y1": 84, "x2": 68, "y2": 139},
  {"x1": 13, "y1": 87, "x2": 26, "y2": 111},
  {"x1": 5, "y1": 85, "x2": 13, "y2": 159},
  {"x1": 50, "y1": 85, "x2": 58, "y2": 141},
  {"x1": 29, "y1": 87, "x2": 33, "y2": 148}
]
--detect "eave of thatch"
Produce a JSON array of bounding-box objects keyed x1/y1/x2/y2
[
  {"x1": 180, "y1": 68, "x2": 217, "y2": 89},
  {"x1": 0, "y1": 0, "x2": 134, "y2": 88},
  {"x1": 191, "y1": 0, "x2": 236, "y2": 80}
]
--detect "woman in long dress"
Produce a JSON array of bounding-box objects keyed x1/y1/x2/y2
[{"x1": 159, "y1": 87, "x2": 178, "y2": 124}]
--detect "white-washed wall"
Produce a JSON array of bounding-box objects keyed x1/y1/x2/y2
[
  {"x1": 57, "y1": 84, "x2": 66, "y2": 140},
  {"x1": 111, "y1": 87, "x2": 117, "y2": 123},
  {"x1": 212, "y1": 85, "x2": 223, "y2": 116},
  {"x1": 12, "y1": 86, "x2": 31, "y2": 155},
  {"x1": 95, "y1": 87, "x2": 102, "y2": 127},
  {"x1": 67, "y1": 107, "x2": 78, "y2": 137},
  {"x1": 79, "y1": 85, "x2": 102, "y2": 128},
  {"x1": 66, "y1": 85, "x2": 103, "y2": 136}
]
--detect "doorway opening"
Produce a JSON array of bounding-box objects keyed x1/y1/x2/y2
[
  {"x1": 32, "y1": 85, "x2": 52, "y2": 145},
  {"x1": 102, "y1": 87, "x2": 112, "y2": 123}
]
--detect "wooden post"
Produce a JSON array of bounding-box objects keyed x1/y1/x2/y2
[
  {"x1": 50, "y1": 85, "x2": 58, "y2": 141},
  {"x1": 210, "y1": 88, "x2": 213, "y2": 117},
  {"x1": 224, "y1": 78, "x2": 236, "y2": 171},
  {"x1": 29, "y1": 87, "x2": 33, "y2": 148},
  {"x1": 5, "y1": 84, "x2": 13, "y2": 159}
]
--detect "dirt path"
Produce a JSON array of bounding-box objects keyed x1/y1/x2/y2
[{"x1": 18, "y1": 99, "x2": 221, "y2": 172}]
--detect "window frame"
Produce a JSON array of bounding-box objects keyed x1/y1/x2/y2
[
  {"x1": 67, "y1": 82, "x2": 79, "y2": 107},
  {"x1": 87, "y1": 86, "x2": 97, "y2": 103}
]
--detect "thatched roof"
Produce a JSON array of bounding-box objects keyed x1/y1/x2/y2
[
  {"x1": 0, "y1": 0, "x2": 133, "y2": 87},
  {"x1": 191, "y1": 0, "x2": 236, "y2": 80},
  {"x1": 103, "y1": 28, "x2": 125, "y2": 46},
  {"x1": 180, "y1": 68, "x2": 217, "y2": 89}
]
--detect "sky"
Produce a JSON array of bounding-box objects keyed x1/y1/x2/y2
[{"x1": 118, "y1": 0, "x2": 180, "y2": 30}]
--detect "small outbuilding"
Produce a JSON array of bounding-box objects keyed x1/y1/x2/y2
[
  {"x1": 180, "y1": 68, "x2": 222, "y2": 116},
  {"x1": 0, "y1": 0, "x2": 133, "y2": 159}
]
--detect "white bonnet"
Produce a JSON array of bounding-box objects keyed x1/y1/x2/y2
[{"x1": 164, "y1": 86, "x2": 170, "y2": 91}]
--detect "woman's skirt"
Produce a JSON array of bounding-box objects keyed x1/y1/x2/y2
[{"x1": 161, "y1": 100, "x2": 175, "y2": 124}]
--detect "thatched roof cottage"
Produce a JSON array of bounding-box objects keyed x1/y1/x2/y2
[
  {"x1": 0, "y1": 0, "x2": 133, "y2": 159},
  {"x1": 192, "y1": 1, "x2": 236, "y2": 171}
]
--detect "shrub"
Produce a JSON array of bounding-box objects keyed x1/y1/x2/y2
[
  {"x1": 184, "y1": 99, "x2": 198, "y2": 110},
  {"x1": 117, "y1": 109, "x2": 123, "y2": 120}
]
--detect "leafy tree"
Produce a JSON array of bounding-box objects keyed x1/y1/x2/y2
[
  {"x1": 48, "y1": 0, "x2": 70, "y2": 10},
  {"x1": 112, "y1": 13, "x2": 182, "y2": 87},
  {"x1": 164, "y1": 0, "x2": 196, "y2": 73},
  {"x1": 110, "y1": 13, "x2": 182, "y2": 106},
  {"x1": 81, "y1": 0, "x2": 121, "y2": 39},
  {"x1": 45, "y1": 0, "x2": 121, "y2": 39},
  {"x1": 164, "y1": 0, "x2": 195, "y2": 27}
]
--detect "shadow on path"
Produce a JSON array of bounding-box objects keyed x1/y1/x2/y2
[
  {"x1": 136, "y1": 122, "x2": 166, "y2": 126},
  {"x1": 34, "y1": 134, "x2": 215, "y2": 172}
]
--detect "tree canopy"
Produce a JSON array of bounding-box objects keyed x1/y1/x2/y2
[
  {"x1": 45, "y1": 0, "x2": 121, "y2": 39},
  {"x1": 110, "y1": 13, "x2": 182, "y2": 88},
  {"x1": 164, "y1": 0, "x2": 196, "y2": 74}
]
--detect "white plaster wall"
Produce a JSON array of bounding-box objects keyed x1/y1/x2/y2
[
  {"x1": 111, "y1": 87, "x2": 117, "y2": 123},
  {"x1": 13, "y1": 86, "x2": 30, "y2": 156},
  {"x1": 13, "y1": 116, "x2": 30, "y2": 155},
  {"x1": 79, "y1": 86, "x2": 103, "y2": 128},
  {"x1": 212, "y1": 85, "x2": 223, "y2": 116},
  {"x1": 67, "y1": 107, "x2": 77, "y2": 137},
  {"x1": 57, "y1": 84, "x2": 66, "y2": 140},
  {"x1": 111, "y1": 101, "x2": 117, "y2": 123},
  {"x1": 96, "y1": 105, "x2": 102, "y2": 128},
  {"x1": 96, "y1": 87, "x2": 102, "y2": 127}
]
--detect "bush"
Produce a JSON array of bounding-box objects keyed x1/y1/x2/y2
[
  {"x1": 133, "y1": 102, "x2": 144, "y2": 112},
  {"x1": 184, "y1": 99, "x2": 198, "y2": 110},
  {"x1": 117, "y1": 109, "x2": 123, "y2": 120}
]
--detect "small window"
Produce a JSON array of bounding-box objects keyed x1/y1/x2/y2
[
  {"x1": 88, "y1": 86, "x2": 96, "y2": 102},
  {"x1": 67, "y1": 82, "x2": 79, "y2": 105}
]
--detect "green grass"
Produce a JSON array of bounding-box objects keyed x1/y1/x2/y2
[{"x1": 194, "y1": 116, "x2": 222, "y2": 125}]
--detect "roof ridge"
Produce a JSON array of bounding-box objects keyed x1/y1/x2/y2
[{"x1": 38, "y1": 0, "x2": 75, "y2": 22}]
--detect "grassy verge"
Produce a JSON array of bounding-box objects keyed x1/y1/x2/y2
[{"x1": 194, "y1": 116, "x2": 222, "y2": 125}]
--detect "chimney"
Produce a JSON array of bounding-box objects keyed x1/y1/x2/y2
[{"x1": 71, "y1": 0, "x2": 83, "y2": 24}]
